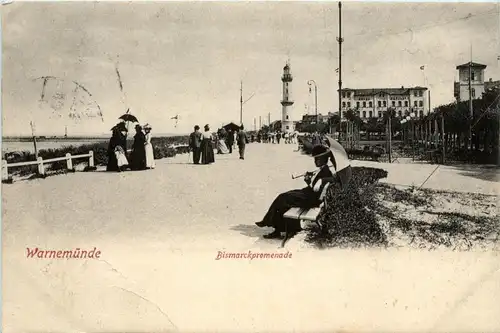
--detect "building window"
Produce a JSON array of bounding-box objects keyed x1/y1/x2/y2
[
  {"x1": 369, "y1": 101, "x2": 373, "y2": 108},
  {"x1": 286, "y1": 115, "x2": 289, "y2": 120},
  {"x1": 414, "y1": 91, "x2": 418, "y2": 97},
  {"x1": 405, "y1": 101, "x2": 409, "y2": 107},
  {"x1": 363, "y1": 102, "x2": 366, "y2": 108},
  {"x1": 356, "y1": 102, "x2": 360, "y2": 108},
  {"x1": 419, "y1": 111, "x2": 423, "y2": 117},
  {"x1": 342, "y1": 102, "x2": 346, "y2": 108},
  {"x1": 383, "y1": 101, "x2": 387, "y2": 107},
  {"x1": 398, "y1": 111, "x2": 402, "y2": 117},
  {"x1": 378, "y1": 101, "x2": 381, "y2": 107},
  {"x1": 398, "y1": 101, "x2": 402, "y2": 107},
  {"x1": 471, "y1": 72, "x2": 475, "y2": 81},
  {"x1": 347, "y1": 102, "x2": 351, "y2": 107},
  {"x1": 414, "y1": 101, "x2": 418, "y2": 107},
  {"x1": 378, "y1": 112, "x2": 382, "y2": 118},
  {"x1": 368, "y1": 111, "x2": 373, "y2": 117},
  {"x1": 286, "y1": 126, "x2": 289, "y2": 130},
  {"x1": 392, "y1": 101, "x2": 396, "y2": 107},
  {"x1": 419, "y1": 91, "x2": 423, "y2": 97},
  {"x1": 472, "y1": 88, "x2": 475, "y2": 98},
  {"x1": 362, "y1": 111, "x2": 366, "y2": 118},
  {"x1": 419, "y1": 100, "x2": 423, "y2": 107}
]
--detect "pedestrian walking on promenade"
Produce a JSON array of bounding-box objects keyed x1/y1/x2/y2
[
  {"x1": 130, "y1": 125, "x2": 147, "y2": 171},
  {"x1": 144, "y1": 124, "x2": 155, "y2": 169},
  {"x1": 237, "y1": 124, "x2": 249, "y2": 160},
  {"x1": 189, "y1": 125, "x2": 203, "y2": 164},
  {"x1": 200, "y1": 124, "x2": 215, "y2": 164}
]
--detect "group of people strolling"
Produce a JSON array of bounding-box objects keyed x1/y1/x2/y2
[
  {"x1": 256, "y1": 131, "x2": 297, "y2": 144},
  {"x1": 107, "y1": 122, "x2": 155, "y2": 172},
  {"x1": 189, "y1": 124, "x2": 249, "y2": 164}
]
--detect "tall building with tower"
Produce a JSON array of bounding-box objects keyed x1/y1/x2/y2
[
  {"x1": 281, "y1": 62, "x2": 294, "y2": 132},
  {"x1": 454, "y1": 62, "x2": 487, "y2": 102}
]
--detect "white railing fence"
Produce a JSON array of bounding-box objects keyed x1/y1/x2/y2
[{"x1": 2, "y1": 150, "x2": 95, "y2": 181}]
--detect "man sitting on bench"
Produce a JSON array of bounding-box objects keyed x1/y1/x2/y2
[{"x1": 255, "y1": 144, "x2": 340, "y2": 239}]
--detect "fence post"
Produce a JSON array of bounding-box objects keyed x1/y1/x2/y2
[
  {"x1": 37, "y1": 157, "x2": 45, "y2": 175},
  {"x1": 89, "y1": 151, "x2": 94, "y2": 167},
  {"x1": 2, "y1": 160, "x2": 8, "y2": 181},
  {"x1": 66, "y1": 153, "x2": 73, "y2": 170}
]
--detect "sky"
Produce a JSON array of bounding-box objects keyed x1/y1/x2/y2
[{"x1": 2, "y1": 1, "x2": 499, "y2": 136}]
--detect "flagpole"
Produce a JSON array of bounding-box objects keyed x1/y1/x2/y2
[{"x1": 337, "y1": 2, "x2": 343, "y2": 119}]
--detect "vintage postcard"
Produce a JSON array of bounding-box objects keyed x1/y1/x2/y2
[{"x1": 2, "y1": 1, "x2": 499, "y2": 332}]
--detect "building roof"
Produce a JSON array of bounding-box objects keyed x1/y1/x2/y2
[
  {"x1": 340, "y1": 86, "x2": 427, "y2": 96},
  {"x1": 456, "y1": 61, "x2": 487, "y2": 70}
]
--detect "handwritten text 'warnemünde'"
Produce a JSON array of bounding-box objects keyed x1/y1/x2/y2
[
  {"x1": 26, "y1": 247, "x2": 101, "y2": 259},
  {"x1": 215, "y1": 251, "x2": 292, "y2": 260}
]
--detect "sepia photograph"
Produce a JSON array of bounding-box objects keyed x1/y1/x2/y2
[{"x1": 2, "y1": 1, "x2": 500, "y2": 332}]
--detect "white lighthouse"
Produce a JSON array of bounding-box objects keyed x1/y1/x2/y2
[{"x1": 281, "y1": 62, "x2": 294, "y2": 132}]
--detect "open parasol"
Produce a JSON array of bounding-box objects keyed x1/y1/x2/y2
[
  {"x1": 119, "y1": 109, "x2": 138, "y2": 123},
  {"x1": 324, "y1": 135, "x2": 352, "y2": 190}
]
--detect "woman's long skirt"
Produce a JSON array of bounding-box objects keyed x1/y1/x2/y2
[
  {"x1": 261, "y1": 188, "x2": 320, "y2": 232},
  {"x1": 130, "y1": 146, "x2": 147, "y2": 170},
  {"x1": 201, "y1": 139, "x2": 215, "y2": 164},
  {"x1": 217, "y1": 139, "x2": 229, "y2": 154},
  {"x1": 145, "y1": 143, "x2": 155, "y2": 169},
  {"x1": 106, "y1": 150, "x2": 119, "y2": 171}
]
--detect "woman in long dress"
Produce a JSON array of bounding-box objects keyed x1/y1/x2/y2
[
  {"x1": 144, "y1": 124, "x2": 155, "y2": 169},
  {"x1": 216, "y1": 128, "x2": 229, "y2": 154},
  {"x1": 200, "y1": 124, "x2": 215, "y2": 164},
  {"x1": 107, "y1": 123, "x2": 128, "y2": 171},
  {"x1": 130, "y1": 124, "x2": 147, "y2": 170}
]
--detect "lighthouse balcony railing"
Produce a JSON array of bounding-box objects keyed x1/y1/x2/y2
[{"x1": 281, "y1": 74, "x2": 293, "y2": 81}]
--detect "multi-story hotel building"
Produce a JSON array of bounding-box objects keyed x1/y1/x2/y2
[{"x1": 338, "y1": 86, "x2": 429, "y2": 120}]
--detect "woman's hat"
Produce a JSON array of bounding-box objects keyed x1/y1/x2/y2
[
  {"x1": 311, "y1": 144, "x2": 331, "y2": 158},
  {"x1": 111, "y1": 122, "x2": 128, "y2": 132},
  {"x1": 143, "y1": 123, "x2": 152, "y2": 130}
]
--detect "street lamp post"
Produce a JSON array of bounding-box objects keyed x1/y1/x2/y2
[
  {"x1": 308, "y1": 80, "x2": 318, "y2": 126},
  {"x1": 407, "y1": 112, "x2": 416, "y2": 161},
  {"x1": 401, "y1": 118, "x2": 407, "y2": 145}
]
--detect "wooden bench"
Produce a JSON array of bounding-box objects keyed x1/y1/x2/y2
[{"x1": 281, "y1": 182, "x2": 331, "y2": 247}]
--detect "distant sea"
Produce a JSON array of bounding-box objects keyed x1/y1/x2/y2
[{"x1": 1, "y1": 133, "x2": 185, "y2": 153}]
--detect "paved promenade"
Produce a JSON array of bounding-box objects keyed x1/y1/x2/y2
[{"x1": 2, "y1": 143, "x2": 499, "y2": 332}]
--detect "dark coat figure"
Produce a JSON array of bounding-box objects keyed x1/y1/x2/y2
[
  {"x1": 189, "y1": 126, "x2": 203, "y2": 164},
  {"x1": 130, "y1": 125, "x2": 147, "y2": 170},
  {"x1": 226, "y1": 129, "x2": 234, "y2": 153},
  {"x1": 106, "y1": 126, "x2": 127, "y2": 172},
  {"x1": 256, "y1": 145, "x2": 340, "y2": 239},
  {"x1": 236, "y1": 125, "x2": 248, "y2": 160},
  {"x1": 201, "y1": 124, "x2": 215, "y2": 164}
]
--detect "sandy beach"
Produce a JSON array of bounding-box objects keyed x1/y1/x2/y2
[{"x1": 2, "y1": 143, "x2": 499, "y2": 332}]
